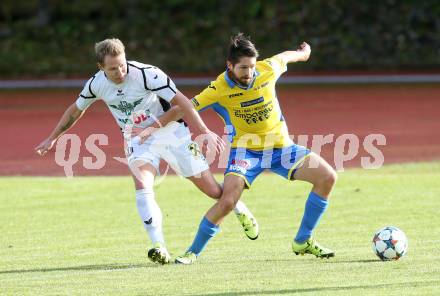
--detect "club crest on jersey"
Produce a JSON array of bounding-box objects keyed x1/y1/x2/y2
[{"x1": 109, "y1": 98, "x2": 143, "y2": 116}]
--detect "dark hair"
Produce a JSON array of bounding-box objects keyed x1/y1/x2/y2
[{"x1": 227, "y1": 33, "x2": 259, "y2": 65}]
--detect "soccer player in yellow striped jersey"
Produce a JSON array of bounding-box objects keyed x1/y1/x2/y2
[
  {"x1": 191, "y1": 53, "x2": 292, "y2": 150},
  {"x1": 174, "y1": 34, "x2": 338, "y2": 264}
]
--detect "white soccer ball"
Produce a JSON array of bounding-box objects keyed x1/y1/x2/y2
[{"x1": 372, "y1": 226, "x2": 408, "y2": 261}]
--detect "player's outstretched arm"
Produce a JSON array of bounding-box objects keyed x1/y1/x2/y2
[
  {"x1": 134, "y1": 91, "x2": 224, "y2": 153},
  {"x1": 35, "y1": 103, "x2": 85, "y2": 156},
  {"x1": 276, "y1": 42, "x2": 311, "y2": 64},
  {"x1": 172, "y1": 91, "x2": 225, "y2": 154}
]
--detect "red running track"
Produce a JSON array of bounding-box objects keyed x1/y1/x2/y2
[{"x1": 1, "y1": 85, "x2": 439, "y2": 176}]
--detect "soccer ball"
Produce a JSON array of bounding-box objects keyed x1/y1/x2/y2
[{"x1": 372, "y1": 226, "x2": 408, "y2": 261}]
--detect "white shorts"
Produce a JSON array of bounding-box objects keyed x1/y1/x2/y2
[{"x1": 125, "y1": 122, "x2": 209, "y2": 177}]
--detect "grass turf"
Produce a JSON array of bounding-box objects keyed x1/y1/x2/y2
[{"x1": 1, "y1": 162, "x2": 439, "y2": 295}]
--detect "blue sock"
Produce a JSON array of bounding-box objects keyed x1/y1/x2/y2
[
  {"x1": 188, "y1": 217, "x2": 220, "y2": 256},
  {"x1": 294, "y1": 192, "x2": 329, "y2": 243}
]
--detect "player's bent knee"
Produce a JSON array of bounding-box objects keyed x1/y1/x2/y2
[
  {"x1": 218, "y1": 198, "x2": 236, "y2": 214},
  {"x1": 318, "y1": 170, "x2": 337, "y2": 194},
  {"x1": 327, "y1": 169, "x2": 338, "y2": 187}
]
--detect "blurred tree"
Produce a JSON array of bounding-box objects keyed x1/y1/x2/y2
[
  {"x1": 0, "y1": 0, "x2": 438, "y2": 77},
  {"x1": 36, "y1": 0, "x2": 50, "y2": 27}
]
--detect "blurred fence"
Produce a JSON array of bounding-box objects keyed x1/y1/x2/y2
[{"x1": 1, "y1": 74, "x2": 440, "y2": 89}]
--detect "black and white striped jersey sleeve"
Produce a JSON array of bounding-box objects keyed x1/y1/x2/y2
[
  {"x1": 143, "y1": 67, "x2": 177, "y2": 102},
  {"x1": 76, "y1": 75, "x2": 99, "y2": 110}
]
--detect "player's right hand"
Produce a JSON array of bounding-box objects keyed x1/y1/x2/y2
[
  {"x1": 127, "y1": 126, "x2": 158, "y2": 144},
  {"x1": 35, "y1": 138, "x2": 56, "y2": 156},
  {"x1": 138, "y1": 127, "x2": 157, "y2": 144}
]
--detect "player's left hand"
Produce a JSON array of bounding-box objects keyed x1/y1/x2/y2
[{"x1": 297, "y1": 42, "x2": 311, "y2": 61}]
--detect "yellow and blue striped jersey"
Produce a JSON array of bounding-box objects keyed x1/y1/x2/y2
[{"x1": 192, "y1": 55, "x2": 293, "y2": 150}]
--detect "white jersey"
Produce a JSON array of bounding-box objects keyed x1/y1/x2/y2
[{"x1": 76, "y1": 61, "x2": 178, "y2": 131}]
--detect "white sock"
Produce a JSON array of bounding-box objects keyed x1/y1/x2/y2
[{"x1": 135, "y1": 188, "x2": 164, "y2": 246}]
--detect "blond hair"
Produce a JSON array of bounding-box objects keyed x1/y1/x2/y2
[{"x1": 95, "y1": 38, "x2": 125, "y2": 65}]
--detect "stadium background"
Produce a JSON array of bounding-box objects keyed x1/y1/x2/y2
[
  {"x1": 1, "y1": 2, "x2": 440, "y2": 295},
  {"x1": 1, "y1": 0, "x2": 439, "y2": 175}
]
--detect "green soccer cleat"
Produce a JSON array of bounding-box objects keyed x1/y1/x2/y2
[
  {"x1": 175, "y1": 251, "x2": 197, "y2": 265},
  {"x1": 236, "y1": 212, "x2": 259, "y2": 240},
  {"x1": 148, "y1": 243, "x2": 171, "y2": 265},
  {"x1": 292, "y1": 237, "x2": 335, "y2": 258}
]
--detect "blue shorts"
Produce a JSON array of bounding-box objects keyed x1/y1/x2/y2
[{"x1": 224, "y1": 144, "x2": 311, "y2": 188}]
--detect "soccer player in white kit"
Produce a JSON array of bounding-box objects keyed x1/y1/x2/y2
[{"x1": 35, "y1": 38, "x2": 258, "y2": 264}]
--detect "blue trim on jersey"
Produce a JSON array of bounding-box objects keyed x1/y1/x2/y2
[
  {"x1": 198, "y1": 104, "x2": 216, "y2": 113},
  {"x1": 224, "y1": 70, "x2": 236, "y2": 88},
  {"x1": 225, "y1": 145, "x2": 311, "y2": 187},
  {"x1": 212, "y1": 102, "x2": 236, "y2": 142}
]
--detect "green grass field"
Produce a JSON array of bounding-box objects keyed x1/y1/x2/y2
[{"x1": 1, "y1": 162, "x2": 440, "y2": 295}]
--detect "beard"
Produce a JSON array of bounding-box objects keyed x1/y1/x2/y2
[
  {"x1": 238, "y1": 77, "x2": 252, "y2": 86},
  {"x1": 230, "y1": 72, "x2": 251, "y2": 87}
]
